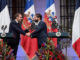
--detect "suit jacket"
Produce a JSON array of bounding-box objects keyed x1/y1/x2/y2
[
  {"x1": 31, "y1": 21, "x2": 47, "y2": 48},
  {"x1": 8, "y1": 20, "x2": 29, "y2": 45}
]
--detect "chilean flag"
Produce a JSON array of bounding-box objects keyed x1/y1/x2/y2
[
  {"x1": 16, "y1": 0, "x2": 38, "y2": 60},
  {"x1": 0, "y1": 0, "x2": 10, "y2": 33},
  {"x1": 72, "y1": 0, "x2": 80, "y2": 58},
  {"x1": 44, "y1": 0, "x2": 58, "y2": 47}
]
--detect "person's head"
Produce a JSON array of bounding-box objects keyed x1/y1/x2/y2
[
  {"x1": 14, "y1": 13, "x2": 23, "y2": 22},
  {"x1": 33, "y1": 13, "x2": 42, "y2": 22}
]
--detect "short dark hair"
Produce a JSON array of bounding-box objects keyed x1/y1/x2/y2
[
  {"x1": 14, "y1": 13, "x2": 21, "y2": 19},
  {"x1": 36, "y1": 13, "x2": 42, "y2": 20}
]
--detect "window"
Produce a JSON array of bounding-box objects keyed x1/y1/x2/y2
[
  {"x1": 7, "y1": 0, "x2": 26, "y2": 20},
  {"x1": 60, "y1": 0, "x2": 76, "y2": 32}
]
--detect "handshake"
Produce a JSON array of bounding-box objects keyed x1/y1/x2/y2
[{"x1": 26, "y1": 32, "x2": 31, "y2": 37}]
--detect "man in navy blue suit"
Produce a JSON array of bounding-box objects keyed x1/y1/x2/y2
[
  {"x1": 7, "y1": 13, "x2": 29, "y2": 56},
  {"x1": 27, "y1": 13, "x2": 47, "y2": 48}
]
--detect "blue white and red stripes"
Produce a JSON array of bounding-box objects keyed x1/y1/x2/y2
[{"x1": 72, "y1": 0, "x2": 80, "y2": 58}]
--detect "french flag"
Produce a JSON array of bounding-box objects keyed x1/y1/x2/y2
[
  {"x1": 72, "y1": 0, "x2": 80, "y2": 58},
  {"x1": 0, "y1": 0, "x2": 10, "y2": 33},
  {"x1": 44, "y1": 0, "x2": 58, "y2": 47},
  {"x1": 16, "y1": 0, "x2": 38, "y2": 60}
]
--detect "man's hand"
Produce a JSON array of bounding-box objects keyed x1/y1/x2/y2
[{"x1": 26, "y1": 32, "x2": 31, "y2": 37}]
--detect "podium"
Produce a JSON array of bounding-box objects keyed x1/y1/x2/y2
[
  {"x1": 0, "y1": 33, "x2": 14, "y2": 39},
  {"x1": 0, "y1": 32, "x2": 70, "y2": 44},
  {"x1": 0, "y1": 32, "x2": 70, "y2": 39},
  {"x1": 0, "y1": 33, "x2": 14, "y2": 43},
  {"x1": 48, "y1": 32, "x2": 70, "y2": 38}
]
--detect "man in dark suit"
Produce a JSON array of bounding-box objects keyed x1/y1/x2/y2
[
  {"x1": 7, "y1": 13, "x2": 29, "y2": 56},
  {"x1": 27, "y1": 13, "x2": 47, "y2": 48}
]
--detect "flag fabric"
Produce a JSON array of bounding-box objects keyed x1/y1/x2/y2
[
  {"x1": 17, "y1": 0, "x2": 38, "y2": 60},
  {"x1": 72, "y1": 0, "x2": 80, "y2": 58},
  {"x1": 0, "y1": 39, "x2": 3, "y2": 47},
  {"x1": 44, "y1": 0, "x2": 58, "y2": 47},
  {"x1": 0, "y1": 0, "x2": 10, "y2": 33}
]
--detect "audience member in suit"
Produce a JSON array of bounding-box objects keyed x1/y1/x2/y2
[
  {"x1": 26, "y1": 13, "x2": 48, "y2": 48},
  {"x1": 7, "y1": 13, "x2": 29, "y2": 56}
]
